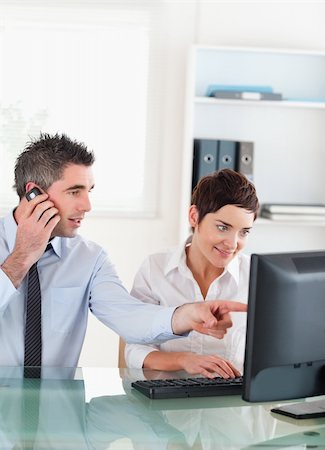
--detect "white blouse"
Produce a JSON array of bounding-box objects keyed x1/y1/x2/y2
[{"x1": 125, "y1": 237, "x2": 250, "y2": 373}]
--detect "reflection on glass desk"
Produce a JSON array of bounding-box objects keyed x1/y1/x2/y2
[{"x1": 0, "y1": 366, "x2": 324, "y2": 449}]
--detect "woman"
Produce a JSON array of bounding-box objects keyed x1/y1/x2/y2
[{"x1": 125, "y1": 169, "x2": 259, "y2": 378}]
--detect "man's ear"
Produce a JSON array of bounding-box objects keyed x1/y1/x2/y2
[
  {"x1": 25, "y1": 182, "x2": 38, "y2": 194},
  {"x1": 189, "y1": 205, "x2": 199, "y2": 228}
]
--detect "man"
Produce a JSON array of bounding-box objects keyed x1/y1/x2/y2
[{"x1": 0, "y1": 133, "x2": 246, "y2": 369}]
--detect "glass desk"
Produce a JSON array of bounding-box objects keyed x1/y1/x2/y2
[{"x1": 0, "y1": 366, "x2": 324, "y2": 449}]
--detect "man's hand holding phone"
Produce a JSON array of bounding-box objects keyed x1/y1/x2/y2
[
  {"x1": 0, "y1": 186, "x2": 61, "y2": 288},
  {"x1": 21, "y1": 186, "x2": 60, "y2": 257}
]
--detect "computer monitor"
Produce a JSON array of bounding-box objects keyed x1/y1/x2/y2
[{"x1": 243, "y1": 250, "x2": 325, "y2": 402}]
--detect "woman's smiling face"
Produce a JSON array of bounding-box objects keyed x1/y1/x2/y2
[{"x1": 189, "y1": 204, "x2": 255, "y2": 269}]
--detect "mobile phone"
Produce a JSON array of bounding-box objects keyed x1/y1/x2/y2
[
  {"x1": 271, "y1": 399, "x2": 325, "y2": 419},
  {"x1": 25, "y1": 187, "x2": 42, "y2": 201}
]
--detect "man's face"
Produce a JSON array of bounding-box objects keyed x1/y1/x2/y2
[{"x1": 47, "y1": 164, "x2": 94, "y2": 238}]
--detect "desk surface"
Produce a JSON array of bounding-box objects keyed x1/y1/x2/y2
[{"x1": 0, "y1": 366, "x2": 324, "y2": 449}]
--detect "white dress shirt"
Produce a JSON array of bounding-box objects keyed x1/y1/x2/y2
[
  {"x1": 0, "y1": 210, "x2": 178, "y2": 368},
  {"x1": 125, "y1": 237, "x2": 250, "y2": 372}
]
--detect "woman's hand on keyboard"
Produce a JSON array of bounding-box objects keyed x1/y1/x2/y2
[
  {"x1": 143, "y1": 350, "x2": 241, "y2": 379},
  {"x1": 178, "y1": 352, "x2": 241, "y2": 379}
]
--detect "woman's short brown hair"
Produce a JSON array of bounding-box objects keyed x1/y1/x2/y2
[{"x1": 191, "y1": 169, "x2": 259, "y2": 224}]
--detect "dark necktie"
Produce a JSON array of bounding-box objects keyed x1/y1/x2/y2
[{"x1": 24, "y1": 243, "x2": 52, "y2": 376}]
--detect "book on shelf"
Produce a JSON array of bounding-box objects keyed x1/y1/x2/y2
[
  {"x1": 261, "y1": 203, "x2": 325, "y2": 215},
  {"x1": 205, "y1": 84, "x2": 274, "y2": 96},
  {"x1": 211, "y1": 90, "x2": 282, "y2": 101},
  {"x1": 260, "y1": 211, "x2": 325, "y2": 222}
]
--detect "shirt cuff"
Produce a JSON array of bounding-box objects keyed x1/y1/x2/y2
[
  {"x1": 0, "y1": 269, "x2": 17, "y2": 312},
  {"x1": 150, "y1": 306, "x2": 189, "y2": 341}
]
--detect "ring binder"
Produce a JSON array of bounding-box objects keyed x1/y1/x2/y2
[
  {"x1": 236, "y1": 142, "x2": 254, "y2": 182},
  {"x1": 218, "y1": 140, "x2": 236, "y2": 170},
  {"x1": 192, "y1": 139, "x2": 218, "y2": 188},
  {"x1": 191, "y1": 139, "x2": 254, "y2": 189}
]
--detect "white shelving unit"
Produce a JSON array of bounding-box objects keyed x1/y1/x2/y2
[
  {"x1": 195, "y1": 96, "x2": 325, "y2": 109},
  {"x1": 180, "y1": 45, "x2": 325, "y2": 253}
]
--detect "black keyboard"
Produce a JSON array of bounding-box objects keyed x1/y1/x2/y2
[{"x1": 131, "y1": 376, "x2": 243, "y2": 399}]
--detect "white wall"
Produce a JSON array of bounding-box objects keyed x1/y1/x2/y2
[
  {"x1": 78, "y1": 2, "x2": 197, "y2": 366},
  {"x1": 79, "y1": 1, "x2": 325, "y2": 367}
]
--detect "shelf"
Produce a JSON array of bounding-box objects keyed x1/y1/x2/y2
[
  {"x1": 255, "y1": 217, "x2": 325, "y2": 227},
  {"x1": 195, "y1": 96, "x2": 325, "y2": 110},
  {"x1": 194, "y1": 47, "x2": 325, "y2": 100},
  {"x1": 180, "y1": 45, "x2": 325, "y2": 251}
]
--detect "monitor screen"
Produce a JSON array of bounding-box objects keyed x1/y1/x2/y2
[{"x1": 243, "y1": 251, "x2": 325, "y2": 402}]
